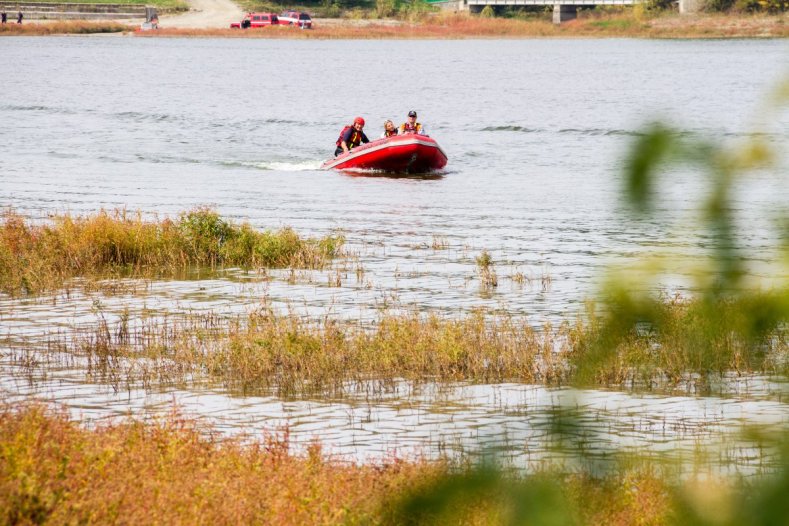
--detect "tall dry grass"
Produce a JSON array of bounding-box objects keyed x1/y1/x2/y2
[
  {"x1": 56, "y1": 296, "x2": 789, "y2": 395},
  {"x1": 0, "y1": 21, "x2": 132, "y2": 35},
  {"x1": 0, "y1": 402, "x2": 683, "y2": 525},
  {"x1": 64, "y1": 308, "x2": 570, "y2": 395},
  {"x1": 0, "y1": 208, "x2": 343, "y2": 295},
  {"x1": 0, "y1": 403, "x2": 445, "y2": 525}
]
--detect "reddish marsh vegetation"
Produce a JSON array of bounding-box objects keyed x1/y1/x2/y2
[
  {"x1": 0, "y1": 20, "x2": 132, "y2": 34},
  {"x1": 0, "y1": 403, "x2": 682, "y2": 525}
]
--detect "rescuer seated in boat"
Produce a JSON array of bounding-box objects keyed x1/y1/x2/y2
[
  {"x1": 379, "y1": 120, "x2": 398, "y2": 139},
  {"x1": 334, "y1": 117, "x2": 370, "y2": 156},
  {"x1": 398, "y1": 110, "x2": 426, "y2": 135}
]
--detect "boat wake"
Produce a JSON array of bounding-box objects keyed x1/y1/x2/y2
[{"x1": 253, "y1": 160, "x2": 324, "y2": 171}]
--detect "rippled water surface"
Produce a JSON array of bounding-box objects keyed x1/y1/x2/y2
[{"x1": 2, "y1": 36, "x2": 789, "y2": 468}]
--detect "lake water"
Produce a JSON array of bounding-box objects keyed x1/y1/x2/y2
[{"x1": 2, "y1": 36, "x2": 789, "y2": 470}]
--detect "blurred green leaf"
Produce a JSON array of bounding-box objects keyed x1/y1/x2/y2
[{"x1": 624, "y1": 123, "x2": 676, "y2": 213}]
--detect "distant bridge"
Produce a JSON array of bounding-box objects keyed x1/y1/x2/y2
[
  {"x1": 432, "y1": 0, "x2": 698, "y2": 23},
  {"x1": 467, "y1": 0, "x2": 639, "y2": 23}
]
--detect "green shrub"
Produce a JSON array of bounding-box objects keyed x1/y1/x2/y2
[
  {"x1": 376, "y1": 0, "x2": 398, "y2": 17},
  {"x1": 703, "y1": 0, "x2": 736, "y2": 10}
]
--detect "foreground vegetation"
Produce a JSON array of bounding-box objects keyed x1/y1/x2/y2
[
  {"x1": 0, "y1": 208, "x2": 343, "y2": 295},
  {"x1": 4, "y1": 403, "x2": 789, "y2": 525}
]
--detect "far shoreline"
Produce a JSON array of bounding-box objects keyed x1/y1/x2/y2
[{"x1": 1, "y1": 12, "x2": 788, "y2": 39}]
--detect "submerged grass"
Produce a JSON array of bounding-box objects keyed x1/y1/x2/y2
[
  {"x1": 53, "y1": 295, "x2": 788, "y2": 396},
  {"x1": 0, "y1": 208, "x2": 343, "y2": 296},
  {"x1": 65, "y1": 308, "x2": 570, "y2": 395}
]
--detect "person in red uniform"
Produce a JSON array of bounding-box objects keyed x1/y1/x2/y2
[{"x1": 335, "y1": 117, "x2": 370, "y2": 156}]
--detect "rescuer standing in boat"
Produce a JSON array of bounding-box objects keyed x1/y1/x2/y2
[
  {"x1": 399, "y1": 110, "x2": 426, "y2": 135},
  {"x1": 335, "y1": 117, "x2": 370, "y2": 156}
]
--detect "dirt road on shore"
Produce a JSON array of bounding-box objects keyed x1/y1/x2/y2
[
  {"x1": 159, "y1": 0, "x2": 244, "y2": 28},
  {"x1": 155, "y1": 0, "x2": 400, "y2": 29}
]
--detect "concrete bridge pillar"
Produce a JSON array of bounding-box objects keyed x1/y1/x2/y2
[{"x1": 552, "y1": 4, "x2": 577, "y2": 23}]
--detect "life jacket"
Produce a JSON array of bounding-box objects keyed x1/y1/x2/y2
[
  {"x1": 336, "y1": 125, "x2": 365, "y2": 149},
  {"x1": 347, "y1": 130, "x2": 364, "y2": 147},
  {"x1": 335, "y1": 125, "x2": 352, "y2": 147},
  {"x1": 399, "y1": 122, "x2": 422, "y2": 134},
  {"x1": 383, "y1": 129, "x2": 398, "y2": 137}
]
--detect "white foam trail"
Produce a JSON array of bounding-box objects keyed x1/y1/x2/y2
[{"x1": 255, "y1": 160, "x2": 324, "y2": 171}]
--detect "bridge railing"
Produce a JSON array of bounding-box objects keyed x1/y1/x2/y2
[{"x1": 0, "y1": 2, "x2": 155, "y2": 20}]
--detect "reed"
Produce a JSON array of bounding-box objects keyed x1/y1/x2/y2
[
  {"x1": 57, "y1": 308, "x2": 568, "y2": 395},
  {"x1": 476, "y1": 250, "x2": 498, "y2": 289},
  {"x1": 431, "y1": 234, "x2": 449, "y2": 250},
  {"x1": 0, "y1": 208, "x2": 343, "y2": 295},
  {"x1": 573, "y1": 294, "x2": 789, "y2": 389},
  {"x1": 49, "y1": 295, "x2": 788, "y2": 395}
]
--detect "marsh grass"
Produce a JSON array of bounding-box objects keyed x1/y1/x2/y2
[
  {"x1": 431, "y1": 234, "x2": 449, "y2": 250},
  {"x1": 0, "y1": 403, "x2": 446, "y2": 525},
  {"x1": 573, "y1": 295, "x2": 789, "y2": 389},
  {"x1": 476, "y1": 250, "x2": 498, "y2": 289},
  {"x1": 0, "y1": 208, "x2": 343, "y2": 295},
  {"x1": 8, "y1": 403, "x2": 789, "y2": 526},
  {"x1": 0, "y1": 402, "x2": 699, "y2": 526},
  {"x1": 43, "y1": 296, "x2": 788, "y2": 396},
  {"x1": 55, "y1": 308, "x2": 569, "y2": 395},
  {"x1": 510, "y1": 268, "x2": 529, "y2": 287}
]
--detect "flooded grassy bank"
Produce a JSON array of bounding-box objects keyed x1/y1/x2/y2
[
  {"x1": 0, "y1": 208, "x2": 343, "y2": 296},
  {"x1": 37, "y1": 295, "x2": 788, "y2": 396}
]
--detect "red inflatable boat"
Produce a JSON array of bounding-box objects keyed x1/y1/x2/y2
[{"x1": 321, "y1": 134, "x2": 448, "y2": 173}]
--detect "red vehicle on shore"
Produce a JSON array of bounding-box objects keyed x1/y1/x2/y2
[
  {"x1": 278, "y1": 10, "x2": 312, "y2": 28},
  {"x1": 230, "y1": 12, "x2": 279, "y2": 29}
]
